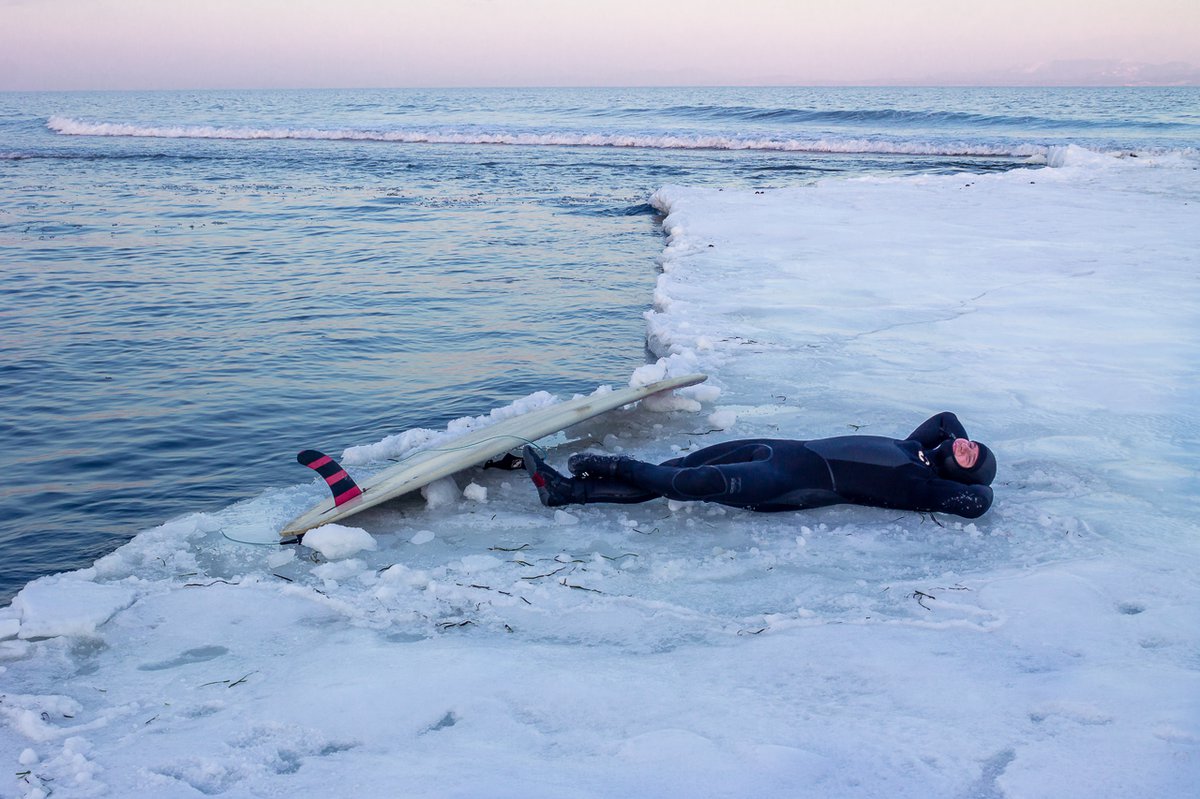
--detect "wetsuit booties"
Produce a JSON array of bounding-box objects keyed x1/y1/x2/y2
[
  {"x1": 523, "y1": 446, "x2": 656, "y2": 507},
  {"x1": 523, "y1": 446, "x2": 580, "y2": 506}
]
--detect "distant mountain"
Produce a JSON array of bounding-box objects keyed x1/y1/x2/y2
[
  {"x1": 1004, "y1": 59, "x2": 1200, "y2": 86},
  {"x1": 833, "y1": 59, "x2": 1200, "y2": 88}
]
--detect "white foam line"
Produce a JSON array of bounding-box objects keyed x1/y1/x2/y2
[{"x1": 46, "y1": 115, "x2": 1049, "y2": 158}]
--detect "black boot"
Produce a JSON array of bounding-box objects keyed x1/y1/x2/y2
[
  {"x1": 483, "y1": 452, "x2": 525, "y2": 471},
  {"x1": 522, "y1": 446, "x2": 583, "y2": 507},
  {"x1": 523, "y1": 447, "x2": 657, "y2": 507}
]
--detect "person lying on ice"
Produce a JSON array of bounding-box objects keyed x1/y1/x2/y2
[{"x1": 521, "y1": 411, "x2": 996, "y2": 519}]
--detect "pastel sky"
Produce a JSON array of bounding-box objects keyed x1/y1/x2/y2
[{"x1": 2, "y1": 0, "x2": 1198, "y2": 90}]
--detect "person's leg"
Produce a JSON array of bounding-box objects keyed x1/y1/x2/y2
[
  {"x1": 613, "y1": 443, "x2": 808, "y2": 506},
  {"x1": 569, "y1": 439, "x2": 773, "y2": 478},
  {"x1": 527, "y1": 441, "x2": 832, "y2": 510},
  {"x1": 666, "y1": 440, "x2": 776, "y2": 468},
  {"x1": 617, "y1": 441, "x2": 836, "y2": 508}
]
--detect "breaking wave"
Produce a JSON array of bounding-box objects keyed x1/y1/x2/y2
[
  {"x1": 598, "y1": 104, "x2": 1165, "y2": 130},
  {"x1": 46, "y1": 116, "x2": 1047, "y2": 158}
]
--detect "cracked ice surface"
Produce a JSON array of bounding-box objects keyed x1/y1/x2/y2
[{"x1": 2, "y1": 147, "x2": 1198, "y2": 798}]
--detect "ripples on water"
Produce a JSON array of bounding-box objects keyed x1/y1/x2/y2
[
  {"x1": 2, "y1": 87, "x2": 1196, "y2": 601},
  {"x1": 2, "y1": 141, "x2": 673, "y2": 598}
]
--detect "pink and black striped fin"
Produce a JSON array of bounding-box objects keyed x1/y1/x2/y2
[{"x1": 297, "y1": 449, "x2": 363, "y2": 506}]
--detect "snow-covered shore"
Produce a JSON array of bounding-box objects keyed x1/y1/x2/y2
[{"x1": 3, "y1": 147, "x2": 1198, "y2": 798}]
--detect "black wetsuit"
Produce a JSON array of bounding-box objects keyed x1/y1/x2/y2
[{"x1": 565, "y1": 412, "x2": 994, "y2": 519}]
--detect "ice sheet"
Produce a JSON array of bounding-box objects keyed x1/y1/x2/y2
[{"x1": 2, "y1": 147, "x2": 1197, "y2": 798}]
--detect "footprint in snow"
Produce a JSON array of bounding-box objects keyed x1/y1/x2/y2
[{"x1": 137, "y1": 645, "x2": 230, "y2": 671}]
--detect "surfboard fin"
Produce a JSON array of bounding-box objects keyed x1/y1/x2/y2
[{"x1": 297, "y1": 449, "x2": 363, "y2": 506}]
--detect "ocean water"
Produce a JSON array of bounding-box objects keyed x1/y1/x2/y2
[{"x1": 1, "y1": 86, "x2": 1196, "y2": 603}]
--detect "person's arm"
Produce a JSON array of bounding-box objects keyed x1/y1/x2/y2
[
  {"x1": 905, "y1": 411, "x2": 969, "y2": 448},
  {"x1": 909, "y1": 478, "x2": 993, "y2": 519}
]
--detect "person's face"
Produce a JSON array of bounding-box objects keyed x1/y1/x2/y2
[{"x1": 953, "y1": 438, "x2": 979, "y2": 469}]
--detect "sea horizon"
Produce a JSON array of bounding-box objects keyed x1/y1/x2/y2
[{"x1": 6, "y1": 80, "x2": 1200, "y2": 94}]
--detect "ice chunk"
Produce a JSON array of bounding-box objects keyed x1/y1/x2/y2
[
  {"x1": 707, "y1": 409, "x2": 737, "y2": 430},
  {"x1": 303, "y1": 524, "x2": 377, "y2": 560},
  {"x1": 312, "y1": 559, "x2": 366, "y2": 581},
  {"x1": 687, "y1": 383, "x2": 722, "y2": 403},
  {"x1": 1046, "y1": 144, "x2": 1119, "y2": 169},
  {"x1": 421, "y1": 476, "x2": 460, "y2": 509},
  {"x1": 13, "y1": 577, "x2": 136, "y2": 639},
  {"x1": 459, "y1": 554, "x2": 503, "y2": 573},
  {"x1": 266, "y1": 549, "x2": 295, "y2": 569},
  {"x1": 343, "y1": 391, "x2": 558, "y2": 465}
]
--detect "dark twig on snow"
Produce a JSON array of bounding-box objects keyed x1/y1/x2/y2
[
  {"x1": 200, "y1": 671, "x2": 257, "y2": 689},
  {"x1": 521, "y1": 565, "x2": 569, "y2": 581},
  {"x1": 439, "y1": 620, "x2": 474, "y2": 630},
  {"x1": 560, "y1": 579, "x2": 602, "y2": 594},
  {"x1": 912, "y1": 590, "x2": 936, "y2": 610}
]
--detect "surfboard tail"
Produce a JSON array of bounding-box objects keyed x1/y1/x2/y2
[{"x1": 297, "y1": 449, "x2": 363, "y2": 506}]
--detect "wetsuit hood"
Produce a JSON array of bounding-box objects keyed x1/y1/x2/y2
[{"x1": 930, "y1": 439, "x2": 996, "y2": 486}]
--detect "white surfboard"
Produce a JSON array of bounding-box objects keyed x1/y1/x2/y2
[{"x1": 280, "y1": 373, "x2": 707, "y2": 537}]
